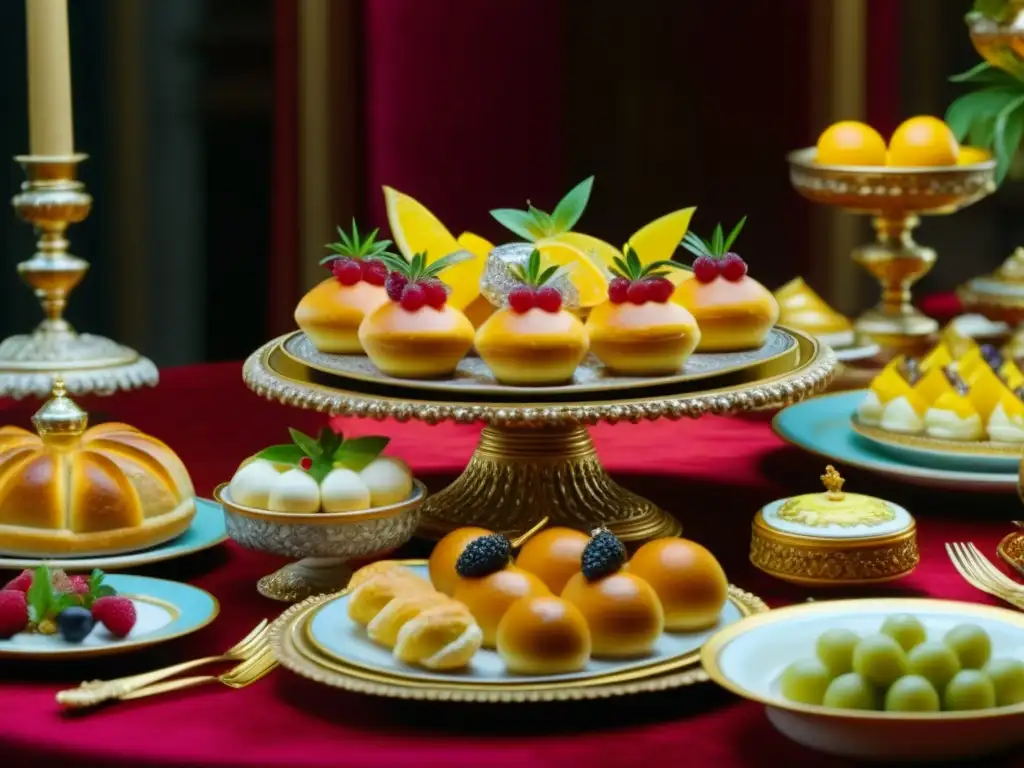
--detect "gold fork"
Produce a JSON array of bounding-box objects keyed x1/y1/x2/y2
[
  {"x1": 962, "y1": 543, "x2": 1024, "y2": 597},
  {"x1": 946, "y1": 543, "x2": 1024, "y2": 610},
  {"x1": 118, "y1": 645, "x2": 278, "y2": 701},
  {"x1": 56, "y1": 619, "x2": 270, "y2": 709}
]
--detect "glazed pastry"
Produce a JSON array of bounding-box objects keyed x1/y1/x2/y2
[
  {"x1": 496, "y1": 596, "x2": 592, "y2": 675},
  {"x1": 773, "y1": 277, "x2": 854, "y2": 348},
  {"x1": 347, "y1": 569, "x2": 433, "y2": 626},
  {"x1": 0, "y1": 383, "x2": 195, "y2": 558},
  {"x1": 348, "y1": 560, "x2": 406, "y2": 591},
  {"x1": 675, "y1": 217, "x2": 779, "y2": 352},
  {"x1": 358, "y1": 251, "x2": 476, "y2": 378},
  {"x1": 294, "y1": 220, "x2": 392, "y2": 353},
  {"x1": 987, "y1": 391, "x2": 1024, "y2": 443},
  {"x1": 452, "y1": 566, "x2": 551, "y2": 648},
  {"x1": 924, "y1": 391, "x2": 984, "y2": 441},
  {"x1": 560, "y1": 529, "x2": 664, "y2": 658},
  {"x1": 514, "y1": 527, "x2": 590, "y2": 594},
  {"x1": 474, "y1": 249, "x2": 589, "y2": 385},
  {"x1": 586, "y1": 246, "x2": 701, "y2": 375},
  {"x1": 627, "y1": 538, "x2": 728, "y2": 632},
  {"x1": 367, "y1": 591, "x2": 459, "y2": 648},
  {"x1": 428, "y1": 526, "x2": 493, "y2": 595},
  {"x1": 393, "y1": 604, "x2": 484, "y2": 670}
]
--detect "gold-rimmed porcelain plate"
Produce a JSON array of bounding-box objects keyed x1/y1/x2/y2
[
  {"x1": 701, "y1": 597, "x2": 1024, "y2": 761},
  {"x1": 0, "y1": 574, "x2": 219, "y2": 660},
  {"x1": 279, "y1": 328, "x2": 800, "y2": 398},
  {"x1": 271, "y1": 560, "x2": 768, "y2": 702}
]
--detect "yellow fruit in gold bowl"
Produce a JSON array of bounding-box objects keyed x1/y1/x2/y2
[
  {"x1": 887, "y1": 116, "x2": 959, "y2": 167},
  {"x1": 815, "y1": 120, "x2": 887, "y2": 166}
]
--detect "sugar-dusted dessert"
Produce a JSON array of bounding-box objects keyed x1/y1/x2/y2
[
  {"x1": 675, "y1": 217, "x2": 780, "y2": 351},
  {"x1": 774, "y1": 277, "x2": 855, "y2": 348},
  {"x1": 358, "y1": 250, "x2": 476, "y2": 378},
  {"x1": 294, "y1": 220, "x2": 393, "y2": 353},
  {"x1": 228, "y1": 427, "x2": 413, "y2": 512},
  {"x1": 0, "y1": 381, "x2": 195, "y2": 558},
  {"x1": 474, "y1": 249, "x2": 590, "y2": 385},
  {"x1": 585, "y1": 246, "x2": 701, "y2": 375}
]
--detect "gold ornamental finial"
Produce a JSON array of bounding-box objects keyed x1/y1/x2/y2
[
  {"x1": 32, "y1": 376, "x2": 88, "y2": 440},
  {"x1": 821, "y1": 465, "x2": 845, "y2": 500}
]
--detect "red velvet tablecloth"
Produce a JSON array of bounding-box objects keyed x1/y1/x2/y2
[{"x1": 1, "y1": 363, "x2": 1022, "y2": 767}]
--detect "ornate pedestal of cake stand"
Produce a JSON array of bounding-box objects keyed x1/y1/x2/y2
[
  {"x1": 242, "y1": 328, "x2": 836, "y2": 545},
  {"x1": 787, "y1": 148, "x2": 996, "y2": 358}
]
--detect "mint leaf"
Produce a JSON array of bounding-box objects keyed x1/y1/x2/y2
[
  {"x1": 722, "y1": 217, "x2": 747, "y2": 252},
  {"x1": 995, "y1": 95, "x2": 1024, "y2": 182},
  {"x1": 946, "y1": 86, "x2": 1024, "y2": 141},
  {"x1": 92, "y1": 585, "x2": 116, "y2": 601},
  {"x1": 307, "y1": 458, "x2": 333, "y2": 485},
  {"x1": 550, "y1": 176, "x2": 594, "y2": 234},
  {"x1": 289, "y1": 428, "x2": 321, "y2": 458},
  {"x1": 255, "y1": 445, "x2": 306, "y2": 465},
  {"x1": 490, "y1": 209, "x2": 543, "y2": 241},
  {"x1": 626, "y1": 245, "x2": 642, "y2": 275},
  {"x1": 318, "y1": 426, "x2": 341, "y2": 458},
  {"x1": 334, "y1": 436, "x2": 390, "y2": 471},
  {"x1": 26, "y1": 566, "x2": 52, "y2": 624},
  {"x1": 52, "y1": 593, "x2": 80, "y2": 613},
  {"x1": 950, "y1": 61, "x2": 1019, "y2": 86}
]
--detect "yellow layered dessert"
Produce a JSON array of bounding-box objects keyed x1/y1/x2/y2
[{"x1": 774, "y1": 277, "x2": 854, "y2": 348}]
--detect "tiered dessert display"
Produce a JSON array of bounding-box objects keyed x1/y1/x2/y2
[
  {"x1": 243, "y1": 181, "x2": 836, "y2": 559},
  {"x1": 271, "y1": 524, "x2": 769, "y2": 701},
  {"x1": 788, "y1": 116, "x2": 996, "y2": 357}
]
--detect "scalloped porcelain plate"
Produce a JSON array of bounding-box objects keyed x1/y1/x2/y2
[
  {"x1": 0, "y1": 574, "x2": 218, "y2": 659},
  {"x1": 850, "y1": 418, "x2": 1022, "y2": 474},
  {"x1": 701, "y1": 598, "x2": 1024, "y2": 762},
  {"x1": 773, "y1": 392, "x2": 1018, "y2": 493},
  {"x1": 0, "y1": 498, "x2": 227, "y2": 572}
]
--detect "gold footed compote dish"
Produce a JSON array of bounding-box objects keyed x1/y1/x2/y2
[
  {"x1": 959, "y1": 248, "x2": 1024, "y2": 359},
  {"x1": 787, "y1": 147, "x2": 996, "y2": 357},
  {"x1": 242, "y1": 328, "x2": 836, "y2": 544}
]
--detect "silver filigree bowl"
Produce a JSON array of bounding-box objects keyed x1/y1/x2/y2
[{"x1": 214, "y1": 481, "x2": 426, "y2": 603}]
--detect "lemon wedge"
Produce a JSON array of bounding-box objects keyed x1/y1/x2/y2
[
  {"x1": 624, "y1": 208, "x2": 696, "y2": 282},
  {"x1": 534, "y1": 240, "x2": 608, "y2": 307},
  {"x1": 456, "y1": 232, "x2": 494, "y2": 257}
]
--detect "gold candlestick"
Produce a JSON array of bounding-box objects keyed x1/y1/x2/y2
[{"x1": 0, "y1": 155, "x2": 157, "y2": 399}]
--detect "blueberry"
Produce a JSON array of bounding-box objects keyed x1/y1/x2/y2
[{"x1": 57, "y1": 606, "x2": 95, "y2": 643}]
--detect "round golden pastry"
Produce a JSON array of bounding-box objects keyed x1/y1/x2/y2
[
  {"x1": 586, "y1": 300, "x2": 701, "y2": 375},
  {"x1": 514, "y1": 527, "x2": 589, "y2": 594},
  {"x1": 673, "y1": 276, "x2": 779, "y2": 352},
  {"x1": 428, "y1": 526, "x2": 493, "y2": 595},
  {"x1": 474, "y1": 307, "x2": 589, "y2": 386},
  {"x1": 0, "y1": 392, "x2": 195, "y2": 557},
  {"x1": 496, "y1": 595, "x2": 591, "y2": 675},
  {"x1": 295, "y1": 278, "x2": 389, "y2": 354},
  {"x1": 451, "y1": 566, "x2": 551, "y2": 647},
  {"x1": 367, "y1": 591, "x2": 459, "y2": 648},
  {"x1": 349, "y1": 560, "x2": 407, "y2": 592},
  {"x1": 393, "y1": 603, "x2": 484, "y2": 670},
  {"x1": 627, "y1": 538, "x2": 728, "y2": 631},
  {"x1": 560, "y1": 571, "x2": 664, "y2": 658},
  {"x1": 347, "y1": 569, "x2": 433, "y2": 626},
  {"x1": 359, "y1": 301, "x2": 475, "y2": 378}
]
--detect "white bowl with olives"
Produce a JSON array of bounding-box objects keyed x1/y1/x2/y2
[{"x1": 701, "y1": 598, "x2": 1024, "y2": 762}]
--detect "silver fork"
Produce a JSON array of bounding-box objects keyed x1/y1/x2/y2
[
  {"x1": 946, "y1": 543, "x2": 1024, "y2": 610},
  {"x1": 962, "y1": 543, "x2": 1024, "y2": 597}
]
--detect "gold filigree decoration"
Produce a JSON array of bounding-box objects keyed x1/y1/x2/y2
[
  {"x1": 821, "y1": 465, "x2": 845, "y2": 500},
  {"x1": 750, "y1": 536, "x2": 919, "y2": 583},
  {"x1": 776, "y1": 465, "x2": 895, "y2": 529}
]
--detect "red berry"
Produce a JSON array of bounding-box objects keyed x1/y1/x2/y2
[
  {"x1": 299, "y1": 456, "x2": 313, "y2": 470},
  {"x1": 536, "y1": 286, "x2": 563, "y2": 313},
  {"x1": 0, "y1": 590, "x2": 28, "y2": 639},
  {"x1": 332, "y1": 258, "x2": 362, "y2": 286},
  {"x1": 508, "y1": 286, "x2": 537, "y2": 314},
  {"x1": 626, "y1": 280, "x2": 650, "y2": 305},
  {"x1": 3, "y1": 570, "x2": 32, "y2": 593},
  {"x1": 646, "y1": 277, "x2": 675, "y2": 303},
  {"x1": 721, "y1": 253, "x2": 747, "y2": 282},
  {"x1": 608, "y1": 277, "x2": 630, "y2": 304},
  {"x1": 692, "y1": 255, "x2": 720, "y2": 284},
  {"x1": 68, "y1": 575, "x2": 90, "y2": 595},
  {"x1": 385, "y1": 272, "x2": 408, "y2": 302},
  {"x1": 421, "y1": 279, "x2": 448, "y2": 309},
  {"x1": 361, "y1": 259, "x2": 388, "y2": 286},
  {"x1": 92, "y1": 596, "x2": 137, "y2": 638},
  {"x1": 400, "y1": 283, "x2": 427, "y2": 312}
]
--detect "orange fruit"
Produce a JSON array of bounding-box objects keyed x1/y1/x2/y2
[
  {"x1": 815, "y1": 121, "x2": 887, "y2": 166},
  {"x1": 887, "y1": 116, "x2": 959, "y2": 167}
]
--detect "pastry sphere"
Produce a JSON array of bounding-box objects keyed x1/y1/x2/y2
[
  {"x1": 359, "y1": 301, "x2": 475, "y2": 379},
  {"x1": 474, "y1": 307, "x2": 589, "y2": 385},
  {"x1": 627, "y1": 538, "x2": 728, "y2": 631},
  {"x1": 229, "y1": 459, "x2": 280, "y2": 508},
  {"x1": 514, "y1": 527, "x2": 589, "y2": 594},
  {"x1": 428, "y1": 527, "x2": 492, "y2": 595},
  {"x1": 359, "y1": 456, "x2": 413, "y2": 506},
  {"x1": 560, "y1": 572, "x2": 664, "y2": 658},
  {"x1": 452, "y1": 566, "x2": 551, "y2": 647},
  {"x1": 320, "y1": 467, "x2": 371, "y2": 512},
  {"x1": 497, "y1": 596, "x2": 591, "y2": 675},
  {"x1": 266, "y1": 468, "x2": 320, "y2": 513}
]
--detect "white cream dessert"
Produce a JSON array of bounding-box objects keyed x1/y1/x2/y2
[
  {"x1": 880, "y1": 395, "x2": 926, "y2": 434},
  {"x1": 987, "y1": 394, "x2": 1024, "y2": 443},
  {"x1": 856, "y1": 391, "x2": 885, "y2": 427},
  {"x1": 924, "y1": 392, "x2": 984, "y2": 441},
  {"x1": 857, "y1": 357, "x2": 919, "y2": 428}
]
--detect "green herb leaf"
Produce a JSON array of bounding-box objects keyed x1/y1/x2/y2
[
  {"x1": 255, "y1": 445, "x2": 307, "y2": 465},
  {"x1": 528, "y1": 249, "x2": 541, "y2": 282},
  {"x1": 490, "y1": 209, "x2": 544, "y2": 241},
  {"x1": 421, "y1": 250, "x2": 474, "y2": 280},
  {"x1": 289, "y1": 428, "x2": 322, "y2": 458},
  {"x1": 643, "y1": 259, "x2": 686, "y2": 275},
  {"x1": 950, "y1": 61, "x2": 1019, "y2": 86},
  {"x1": 626, "y1": 245, "x2": 642, "y2": 275},
  {"x1": 307, "y1": 458, "x2": 333, "y2": 484},
  {"x1": 334, "y1": 436, "x2": 390, "y2": 471},
  {"x1": 537, "y1": 265, "x2": 560, "y2": 285},
  {"x1": 26, "y1": 565, "x2": 52, "y2": 624},
  {"x1": 527, "y1": 206, "x2": 554, "y2": 237},
  {"x1": 994, "y1": 94, "x2": 1024, "y2": 182},
  {"x1": 710, "y1": 225, "x2": 724, "y2": 256},
  {"x1": 318, "y1": 426, "x2": 342, "y2": 458},
  {"x1": 509, "y1": 264, "x2": 528, "y2": 284},
  {"x1": 549, "y1": 176, "x2": 594, "y2": 234},
  {"x1": 945, "y1": 86, "x2": 1024, "y2": 141},
  {"x1": 722, "y1": 217, "x2": 747, "y2": 252},
  {"x1": 612, "y1": 256, "x2": 632, "y2": 277}
]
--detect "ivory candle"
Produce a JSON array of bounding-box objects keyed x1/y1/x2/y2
[{"x1": 25, "y1": 0, "x2": 74, "y2": 155}]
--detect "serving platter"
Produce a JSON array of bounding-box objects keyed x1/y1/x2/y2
[
  {"x1": 850, "y1": 418, "x2": 1022, "y2": 474},
  {"x1": 271, "y1": 560, "x2": 768, "y2": 702},
  {"x1": 773, "y1": 392, "x2": 1018, "y2": 493},
  {"x1": 280, "y1": 327, "x2": 800, "y2": 398}
]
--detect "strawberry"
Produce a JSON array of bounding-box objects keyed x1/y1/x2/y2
[
  {"x1": 3, "y1": 569, "x2": 32, "y2": 593},
  {"x1": 0, "y1": 590, "x2": 28, "y2": 638},
  {"x1": 92, "y1": 596, "x2": 137, "y2": 638}
]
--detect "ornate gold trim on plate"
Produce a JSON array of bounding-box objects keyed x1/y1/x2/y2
[{"x1": 850, "y1": 418, "x2": 1024, "y2": 459}]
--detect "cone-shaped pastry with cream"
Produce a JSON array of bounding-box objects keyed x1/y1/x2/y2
[
  {"x1": 586, "y1": 245, "x2": 700, "y2": 375},
  {"x1": 857, "y1": 356, "x2": 924, "y2": 431},
  {"x1": 295, "y1": 220, "x2": 393, "y2": 353},
  {"x1": 358, "y1": 250, "x2": 476, "y2": 379},
  {"x1": 774, "y1": 277, "x2": 854, "y2": 348},
  {"x1": 988, "y1": 389, "x2": 1024, "y2": 443},
  {"x1": 675, "y1": 217, "x2": 779, "y2": 351},
  {"x1": 924, "y1": 367, "x2": 984, "y2": 440}
]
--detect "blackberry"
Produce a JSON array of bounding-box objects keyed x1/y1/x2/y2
[
  {"x1": 455, "y1": 534, "x2": 512, "y2": 578},
  {"x1": 581, "y1": 528, "x2": 627, "y2": 582}
]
